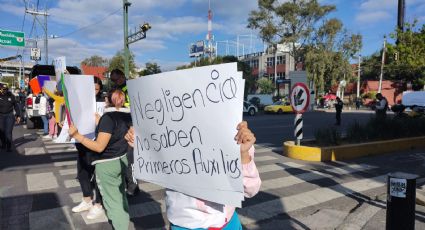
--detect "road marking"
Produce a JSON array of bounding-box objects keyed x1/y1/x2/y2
[
  {"x1": 45, "y1": 144, "x2": 74, "y2": 149},
  {"x1": 24, "y1": 147, "x2": 45, "y2": 155},
  {"x1": 337, "y1": 203, "x2": 382, "y2": 230},
  {"x1": 47, "y1": 148, "x2": 77, "y2": 154},
  {"x1": 255, "y1": 156, "x2": 277, "y2": 162},
  {"x1": 69, "y1": 192, "x2": 82, "y2": 203},
  {"x1": 261, "y1": 164, "x2": 377, "y2": 191},
  {"x1": 27, "y1": 172, "x2": 59, "y2": 191},
  {"x1": 59, "y1": 168, "x2": 77, "y2": 176},
  {"x1": 64, "y1": 179, "x2": 79, "y2": 188},
  {"x1": 54, "y1": 161, "x2": 76, "y2": 167},
  {"x1": 239, "y1": 175, "x2": 386, "y2": 225}
]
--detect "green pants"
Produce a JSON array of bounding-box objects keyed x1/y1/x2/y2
[{"x1": 95, "y1": 156, "x2": 129, "y2": 230}]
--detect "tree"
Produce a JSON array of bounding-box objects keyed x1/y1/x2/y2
[
  {"x1": 387, "y1": 20, "x2": 425, "y2": 88},
  {"x1": 257, "y1": 78, "x2": 274, "y2": 94},
  {"x1": 176, "y1": 56, "x2": 256, "y2": 97},
  {"x1": 108, "y1": 50, "x2": 137, "y2": 78},
  {"x1": 81, "y1": 55, "x2": 109, "y2": 67},
  {"x1": 248, "y1": 0, "x2": 336, "y2": 64},
  {"x1": 305, "y1": 18, "x2": 362, "y2": 95},
  {"x1": 139, "y1": 62, "x2": 162, "y2": 76}
]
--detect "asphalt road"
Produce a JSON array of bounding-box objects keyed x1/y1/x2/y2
[{"x1": 244, "y1": 109, "x2": 376, "y2": 148}]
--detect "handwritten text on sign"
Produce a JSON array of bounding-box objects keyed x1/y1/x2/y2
[{"x1": 128, "y1": 63, "x2": 244, "y2": 206}]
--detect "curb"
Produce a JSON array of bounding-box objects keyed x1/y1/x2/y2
[{"x1": 283, "y1": 136, "x2": 425, "y2": 162}]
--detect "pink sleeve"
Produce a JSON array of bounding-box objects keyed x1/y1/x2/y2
[{"x1": 242, "y1": 146, "x2": 261, "y2": 198}]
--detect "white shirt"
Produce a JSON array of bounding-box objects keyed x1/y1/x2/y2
[{"x1": 38, "y1": 96, "x2": 48, "y2": 116}]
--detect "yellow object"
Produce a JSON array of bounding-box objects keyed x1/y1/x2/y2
[
  {"x1": 43, "y1": 88, "x2": 65, "y2": 123},
  {"x1": 264, "y1": 101, "x2": 293, "y2": 113},
  {"x1": 283, "y1": 136, "x2": 425, "y2": 162}
]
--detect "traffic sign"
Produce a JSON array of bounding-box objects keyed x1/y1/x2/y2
[
  {"x1": 0, "y1": 29, "x2": 25, "y2": 47},
  {"x1": 290, "y1": 82, "x2": 310, "y2": 113},
  {"x1": 30, "y1": 48, "x2": 41, "y2": 61}
]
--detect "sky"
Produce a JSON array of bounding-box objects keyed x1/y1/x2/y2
[{"x1": 0, "y1": 0, "x2": 424, "y2": 71}]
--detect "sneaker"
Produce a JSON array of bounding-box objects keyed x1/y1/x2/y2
[
  {"x1": 42, "y1": 135, "x2": 52, "y2": 139},
  {"x1": 86, "y1": 205, "x2": 104, "y2": 220},
  {"x1": 72, "y1": 199, "x2": 93, "y2": 213}
]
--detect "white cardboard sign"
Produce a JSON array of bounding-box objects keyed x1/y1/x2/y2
[
  {"x1": 63, "y1": 74, "x2": 96, "y2": 139},
  {"x1": 53, "y1": 56, "x2": 66, "y2": 83},
  {"x1": 127, "y1": 63, "x2": 245, "y2": 207}
]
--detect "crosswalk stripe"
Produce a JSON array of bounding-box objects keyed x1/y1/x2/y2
[
  {"x1": 45, "y1": 144, "x2": 75, "y2": 149},
  {"x1": 64, "y1": 179, "x2": 79, "y2": 188},
  {"x1": 47, "y1": 148, "x2": 77, "y2": 154},
  {"x1": 59, "y1": 168, "x2": 77, "y2": 176},
  {"x1": 261, "y1": 163, "x2": 377, "y2": 191},
  {"x1": 255, "y1": 155, "x2": 277, "y2": 162},
  {"x1": 239, "y1": 175, "x2": 386, "y2": 225},
  {"x1": 54, "y1": 161, "x2": 76, "y2": 167},
  {"x1": 255, "y1": 148, "x2": 278, "y2": 153}
]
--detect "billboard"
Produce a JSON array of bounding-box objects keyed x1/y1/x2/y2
[{"x1": 189, "y1": 40, "x2": 204, "y2": 57}]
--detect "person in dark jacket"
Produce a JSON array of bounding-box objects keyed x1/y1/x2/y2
[
  {"x1": 0, "y1": 85, "x2": 21, "y2": 152},
  {"x1": 69, "y1": 89, "x2": 132, "y2": 229},
  {"x1": 110, "y1": 69, "x2": 139, "y2": 196},
  {"x1": 334, "y1": 97, "x2": 343, "y2": 126}
]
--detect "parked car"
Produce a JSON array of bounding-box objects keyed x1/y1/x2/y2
[
  {"x1": 25, "y1": 65, "x2": 81, "y2": 129},
  {"x1": 243, "y1": 101, "x2": 258, "y2": 116},
  {"x1": 247, "y1": 94, "x2": 273, "y2": 110},
  {"x1": 264, "y1": 101, "x2": 294, "y2": 114}
]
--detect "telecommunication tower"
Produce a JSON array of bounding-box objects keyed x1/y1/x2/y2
[{"x1": 205, "y1": 0, "x2": 214, "y2": 58}]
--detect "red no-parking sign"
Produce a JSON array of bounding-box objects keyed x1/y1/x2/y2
[{"x1": 290, "y1": 83, "x2": 310, "y2": 114}]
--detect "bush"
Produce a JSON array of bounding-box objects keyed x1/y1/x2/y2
[{"x1": 315, "y1": 116, "x2": 425, "y2": 146}]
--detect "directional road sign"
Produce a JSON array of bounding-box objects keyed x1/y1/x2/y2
[
  {"x1": 290, "y1": 82, "x2": 310, "y2": 113},
  {"x1": 0, "y1": 29, "x2": 25, "y2": 47}
]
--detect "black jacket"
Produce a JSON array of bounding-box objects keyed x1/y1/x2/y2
[{"x1": 0, "y1": 92, "x2": 20, "y2": 117}]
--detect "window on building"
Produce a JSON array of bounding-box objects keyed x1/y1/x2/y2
[
  {"x1": 277, "y1": 55, "x2": 286, "y2": 65},
  {"x1": 266, "y1": 57, "x2": 275, "y2": 67},
  {"x1": 276, "y1": 72, "x2": 285, "y2": 79},
  {"x1": 251, "y1": 59, "x2": 259, "y2": 68}
]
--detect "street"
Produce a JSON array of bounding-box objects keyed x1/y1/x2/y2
[{"x1": 2, "y1": 110, "x2": 425, "y2": 229}]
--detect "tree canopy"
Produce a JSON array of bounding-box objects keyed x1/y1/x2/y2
[
  {"x1": 139, "y1": 62, "x2": 162, "y2": 76},
  {"x1": 108, "y1": 50, "x2": 137, "y2": 78},
  {"x1": 81, "y1": 55, "x2": 109, "y2": 67}
]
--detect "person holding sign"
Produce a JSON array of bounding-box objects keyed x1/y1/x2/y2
[
  {"x1": 68, "y1": 89, "x2": 132, "y2": 230},
  {"x1": 124, "y1": 121, "x2": 261, "y2": 230}
]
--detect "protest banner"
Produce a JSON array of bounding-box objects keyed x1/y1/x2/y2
[
  {"x1": 37, "y1": 75, "x2": 51, "y2": 88},
  {"x1": 29, "y1": 78, "x2": 41, "y2": 95},
  {"x1": 63, "y1": 74, "x2": 96, "y2": 139},
  {"x1": 53, "y1": 56, "x2": 66, "y2": 83},
  {"x1": 127, "y1": 63, "x2": 245, "y2": 207},
  {"x1": 43, "y1": 80, "x2": 57, "y2": 93},
  {"x1": 54, "y1": 118, "x2": 75, "y2": 143}
]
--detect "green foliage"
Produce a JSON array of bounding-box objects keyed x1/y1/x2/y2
[
  {"x1": 139, "y1": 62, "x2": 162, "y2": 76},
  {"x1": 320, "y1": 116, "x2": 425, "y2": 146},
  {"x1": 108, "y1": 50, "x2": 137, "y2": 78},
  {"x1": 175, "y1": 56, "x2": 255, "y2": 97},
  {"x1": 314, "y1": 127, "x2": 341, "y2": 146},
  {"x1": 257, "y1": 78, "x2": 275, "y2": 94},
  {"x1": 0, "y1": 76, "x2": 15, "y2": 88},
  {"x1": 362, "y1": 91, "x2": 377, "y2": 100},
  {"x1": 81, "y1": 55, "x2": 109, "y2": 67},
  {"x1": 247, "y1": 0, "x2": 336, "y2": 63}
]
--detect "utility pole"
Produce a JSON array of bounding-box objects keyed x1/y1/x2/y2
[
  {"x1": 26, "y1": 8, "x2": 49, "y2": 64},
  {"x1": 357, "y1": 54, "x2": 361, "y2": 98},
  {"x1": 123, "y1": 0, "x2": 151, "y2": 79},
  {"x1": 123, "y1": 0, "x2": 131, "y2": 79},
  {"x1": 378, "y1": 36, "x2": 386, "y2": 93}
]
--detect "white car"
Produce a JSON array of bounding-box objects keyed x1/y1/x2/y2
[{"x1": 243, "y1": 101, "x2": 258, "y2": 116}]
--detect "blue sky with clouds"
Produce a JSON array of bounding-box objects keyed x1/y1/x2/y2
[{"x1": 0, "y1": 0, "x2": 424, "y2": 71}]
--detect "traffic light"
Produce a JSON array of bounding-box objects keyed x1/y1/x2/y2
[
  {"x1": 394, "y1": 52, "x2": 399, "y2": 61},
  {"x1": 140, "y1": 23, "x2": 151, "y2": 32}
]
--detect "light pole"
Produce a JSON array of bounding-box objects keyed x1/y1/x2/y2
[
  {"x1": 357, "y1": 54, "x2": 361, "y2": 98},
  {"x1": 378, "y1": 35, "x2": 386, "y2": 93},
  {"x1": 123, "y1": 0, "x2": 150, "y2": 79}
]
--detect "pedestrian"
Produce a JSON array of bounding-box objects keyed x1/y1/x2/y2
[
  {"x1": 375, "y1": 93, "x2": 388, "y2": 120},
  {"x1": 71, "y1": 78, "x2": 106, "y2": 220},
  {"x1": 43, "y1": 88, "x2": 64, "y2": 131},
  {"x1": 334, "y1": 97, "x2": 343, "y2": 126},
  {"x1": 14, "y1": 88, "x2": 25, "y2": 123},
  {"x1": 69, "y1": 89, "x2": 132, "y2": 230},
  {"x1": 124, "y1": 121, "x2": 261, "y2": 229},
  {"x1": 355, "y1": 97, "x2": 361, "y2": 110},
  {"x1": 110, "y1": 69, "x2": 139, "y2": 196},
  {"x1": 0, "y1": 84, "x2": 21, "y2": 152},
  {"x1": 37, "y1": 93, "x2": 50, "y2": 139}
]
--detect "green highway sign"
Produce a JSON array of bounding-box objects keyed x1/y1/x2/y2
[{"x1": 0, "y1": 29, "x2": 25, "y2": 47}]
